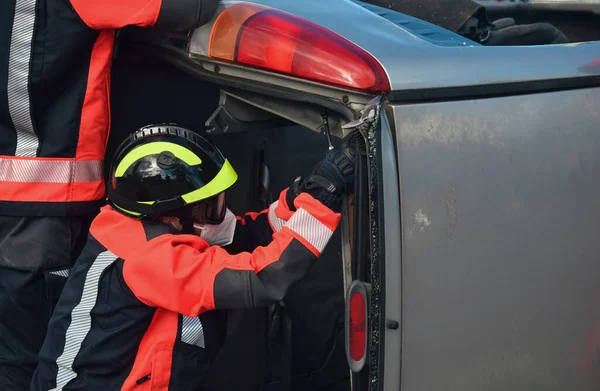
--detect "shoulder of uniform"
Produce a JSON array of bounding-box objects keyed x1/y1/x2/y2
[{"x1": 89, "y1": 206, "x2": 150, "y2": 259}]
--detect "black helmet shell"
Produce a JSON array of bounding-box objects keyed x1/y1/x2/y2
[{"x1": 107, "y1": 124, "x2": 238, "y2": 219}]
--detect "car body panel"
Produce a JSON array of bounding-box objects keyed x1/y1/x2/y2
[
  {"x1": 190, "y1": 0, "x2": 600, "y2": 92},
  {"x1": 184, "y1": 2, "x2": 600, "y2": 390},
  {"x1": 379, "y1": 109, "x2": 402, "y2": 391},
  {"x1": 390, "y1": 87, "x2": 600, "y2": 390}
]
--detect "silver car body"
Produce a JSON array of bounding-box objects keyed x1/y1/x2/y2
[{"x1": 187, "y1": 1, "x2": 600, "y2": 390}]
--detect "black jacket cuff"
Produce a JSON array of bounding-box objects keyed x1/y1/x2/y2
[{"x1": 155, "y1": 0, "x2": 218, "y2": 32}]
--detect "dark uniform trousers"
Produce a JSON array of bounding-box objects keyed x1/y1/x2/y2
[
  {"x1": 0, "y1": 0, "x2": 216, "y2": 387},
  {"x1": 0, "y1": 216, "x2": 90, "y2": 389}
]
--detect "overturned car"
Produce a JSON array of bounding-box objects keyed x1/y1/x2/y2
[{"x1": 108, "y1": 0, "x2": 600, "y2": 390}]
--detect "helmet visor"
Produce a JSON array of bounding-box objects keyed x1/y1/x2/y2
[{"x1": 191, "y1": 193, "x2": 227, "y2": 225}]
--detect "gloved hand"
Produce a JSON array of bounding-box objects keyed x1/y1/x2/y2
[
  {"x1": 287, "y1": 139, "x2": 356, "y2": 212},
  {"x1": 311, "y1": 147, "x2": 355, "y2": 195}
]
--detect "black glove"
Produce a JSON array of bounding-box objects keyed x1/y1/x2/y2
[
  {"x1": 286, "y1": 141, "x2": 356, "y2": 212},
  {"x1": 312, "y1": 148, "x2": 355, "y2": 195}
]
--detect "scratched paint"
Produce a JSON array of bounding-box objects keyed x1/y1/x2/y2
[{"x1": 415, "y1": 209, "x2": 432, "y2": 232}]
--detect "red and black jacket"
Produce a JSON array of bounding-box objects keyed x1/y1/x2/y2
[
  {"x1": 0, "y1": 0, "x2": 215, "y2": 217},
  {"x1": 31, "y1": 189, "x2": 341, "y2": 390}
]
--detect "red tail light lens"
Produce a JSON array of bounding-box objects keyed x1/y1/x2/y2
[
  {"x1": 345, "y1": 280, "x2": 370, "y2": 372},
  {"x1": 209, "y1": 4, "x2": 390, "y2": 93},
  {"x1": 349, "y1": 291, "x2": 367, "y2": 361}
]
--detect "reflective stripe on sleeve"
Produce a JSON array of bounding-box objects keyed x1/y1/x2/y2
[
  {"x1": 0, "y1": 158, "x2": 103, "y2": 183},
  {"x1": 284, "y1": 208, "x2": 334, "y2": 254},
  {"x1": 52, "y1": 251, "x2": 117, "y2": 390},
  {"x1": 7, "y1": 0, "x2": 39, "y2": 157},
  {"x1": 268, "y1": 201, "x2": 286, "y2": 232},
  {"x1": 181, "y1": 316, "x2": 205, "y2": 348}
]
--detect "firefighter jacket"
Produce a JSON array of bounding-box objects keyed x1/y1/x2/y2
[
  {"x1": 0, "y1": 0, "x2": 214, "y2": 217},
  {"x1": 31, "y1": 188, "x2": 341, "y2": 390}
]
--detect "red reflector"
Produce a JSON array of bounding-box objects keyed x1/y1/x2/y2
[
  {"x1": 349, "y1": 291, "x2": 367, "y2": 361},
  {"x1": 234, "y1": 10, "x2": 389, "y2": 93}
]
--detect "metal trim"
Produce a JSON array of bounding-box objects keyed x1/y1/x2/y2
[
  {"x1": 191, "y1": 55, "x2": 373, "y2": 107},
  {"x1": 388, "y1": 75, "x2": 600, "y2": 103},
  {"x1": 379, "y1": 109, "x2": 402, "y2": 391}
]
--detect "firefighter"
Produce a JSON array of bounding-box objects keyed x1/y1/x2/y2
[
  {"x1": 0, "y1": 1, "x2": 218, "y2": 387},
  {"x1": 30, "y1": 124, "x2": 354, "y2": 390}
]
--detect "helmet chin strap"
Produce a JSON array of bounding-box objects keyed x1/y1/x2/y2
[
  {"x1": 158, "y1": 208, "x2": 195, "y2": 234},
  {"x1": 163, "y1": 204, "x2": 196, "y2": 234},
  {"x1": 180, "y1": 217, "x2": 194, "y2": 235}
]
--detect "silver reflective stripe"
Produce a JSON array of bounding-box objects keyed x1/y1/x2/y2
[
  {"x1": 49, "y1": 269, "x2": 70, "y2": 278},
  {"x1": 0, "y1": 158, "x2": 103, "y2": 183},
  {"x1": 285, "y1": 208, "x2": 334, "y2": 254},
  {"x1": 268, "y1": 201, "x2": 286, "y2": 232},
  {"x1": 181, "y1": 316, "x2": 205, "y2": 348},
  {"x1": 52, "y1": 251, "x2": 117, "y2": 391},
  {"x1": 7, "y1": 0, "x2": 39, "y2": 157}
]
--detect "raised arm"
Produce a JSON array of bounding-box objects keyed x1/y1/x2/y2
[
  {"x1": 123, "y1": 144, "x2": 356, "y2": 317},
  {"x1": 122, "y1": 193, "x2": 341, "y2": 317},
  {"x1": 226, "y1": 188, "x2": 296, "y2": 254}
]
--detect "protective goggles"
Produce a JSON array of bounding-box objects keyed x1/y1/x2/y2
[{"x1": 191, "y1": 193, "x2": 227, "y2": 225}]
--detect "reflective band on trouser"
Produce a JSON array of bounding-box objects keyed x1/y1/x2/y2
[
  {"x1": 284, "y1": 208, "x2": 334, "y2": 255},
  {"x1": 268, "y1": 201, "x2": 286, "y2": 232},
  {"x1": 0, "y1": 158, "x2": 104, "y2": 202},
  {"x1": 181, "y1": 316, "x2": 205, "y2": 348},
  {"x1": 7, "y1": 0, "x2": 39, "y2": 157},
  {"x1": 52, "y1": 251, "x2": 117, "y2": 390}
]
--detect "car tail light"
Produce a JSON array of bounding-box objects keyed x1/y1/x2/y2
[
  {"x1": 346, "y1": 280, "x2": 371, "y2": 372},
  {"x1": 350, "y1": 292, "x2": 367, "y2": 360},
  {"x1": 208, "y1": 3, "x2": 390, "y2": 93}
]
